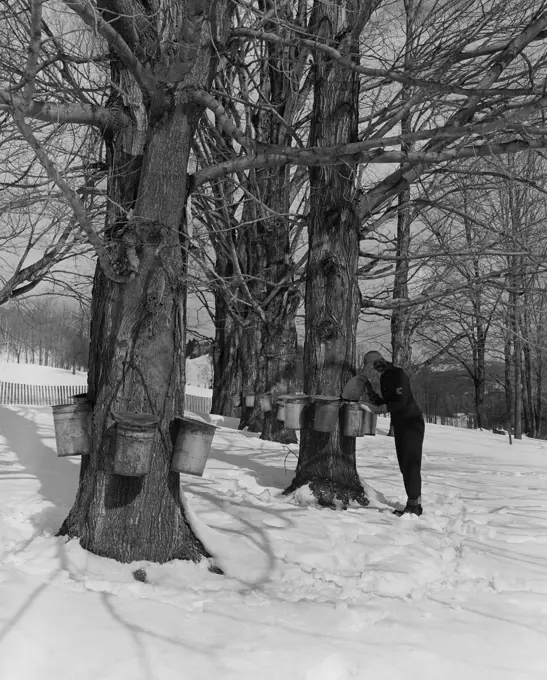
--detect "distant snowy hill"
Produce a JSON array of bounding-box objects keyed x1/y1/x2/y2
[
  {"x1": 0, "y1": 361, "x2": 87, "y2": 386},
  {"x1": 185, "y1": 354, "x2": 212, "y2": 390}
]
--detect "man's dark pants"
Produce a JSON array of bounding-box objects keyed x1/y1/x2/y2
[{"x1": 392, "y1": 415, "x2": 425, "y2": 500}]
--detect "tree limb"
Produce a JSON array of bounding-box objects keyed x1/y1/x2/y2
[
  {"x1": 61, "y1": 0, "x2": 157, "y2": 92},
  {"x1": 192, "y1": 135, "x2": 547, "y2": 190},
  {"x1": 0, "y1": 93, "x2": 129, "y2": 129},
  {"x1": 22, "y1": 0, "x2": 43, "y2": 112},
  {"x1": 415, "y1": 332, "x2": 468, "y2": 372},
  {"x1": 191, "y1": 89, "x2": 257, "y2": 151},
  {"x1": 361, "y1": 269, "x2": 506, "y2": 311},
  {"x1": 231, "y1": 28, "x2": 541, "y2": 99},
  {"x1": 7, "y1": 108, "x2": 130, "y2": 283}
]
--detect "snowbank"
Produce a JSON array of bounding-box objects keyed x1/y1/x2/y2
[{"x1": 1, "y1": 383, "x2": 547, "y2": 679}]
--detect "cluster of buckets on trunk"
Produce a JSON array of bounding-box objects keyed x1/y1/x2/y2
[
  {"x1": 245, "y1": 391, "x2": 377, "y2": 436},
  {"x1": 52, "y1": 393, "x2": 218, "y2": 478},
  {"x1": 51, "y1": 388, "x2": 377, "y2": 481}
]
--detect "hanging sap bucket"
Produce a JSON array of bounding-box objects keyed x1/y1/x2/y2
[
  {"x1": 243, "y1": 391, "x2": 255, "y2": 407},
  {"x1": 276, "y1": 400, "x2": 285, "y2": 422},
  {"x1": 112, "y1": 411, "x2": 159, "y2": 476},
  {"x1": 312, "y1": 396, "x2": 341, "y2": 433},
  {"x1": 171, "y1": 416, "x2": 217, "y2": 476},
  {"x1": 342, "y1": 402, "x2": 377, "y2": 437},
  {"x1": 258, "y1": 392, "x2": 273, "y2": 412},
  {"x1": 282, "y1": 395, "x2": 309, "y2": 429},
  {"x1": 52, "y1": 402, "x2": 92, "y2": 457}
]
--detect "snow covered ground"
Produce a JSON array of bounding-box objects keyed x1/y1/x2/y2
[
  {"x1": 1, "y1": 364, "x2": 547, "y2": 679},
  {"x1": 0, "y1": 360, "x2": 87, "y2": 386}
]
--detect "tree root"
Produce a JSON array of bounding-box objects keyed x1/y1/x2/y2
[{"x1": 284, "y1": 476, "x2": 369, "y2": 510}]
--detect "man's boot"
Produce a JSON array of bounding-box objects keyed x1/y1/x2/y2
[{"x1": 393, "y1": 498, "x2": 423, "y2": 517}]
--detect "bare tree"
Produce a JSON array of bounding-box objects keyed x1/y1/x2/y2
[{"x1": 5, "y1": 0, "x2": 547, "y2": 560}]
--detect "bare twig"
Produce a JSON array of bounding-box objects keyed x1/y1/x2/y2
[
  {"x1": 7, "y1": 107, "x2": 129, "y2": 283},
  {"x1": 61, "y1": 0, "x2": 156, "y2": 92}
]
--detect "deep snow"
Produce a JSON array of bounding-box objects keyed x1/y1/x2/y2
[{"x1": 1, "y1": 364, "x2": 547, "y2": 679}]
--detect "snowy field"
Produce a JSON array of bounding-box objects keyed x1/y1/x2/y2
[{"x1": 1, "y1": 365, "x2": 547, "y2": 679}]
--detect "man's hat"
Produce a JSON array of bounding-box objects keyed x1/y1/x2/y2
[{"x1": 362, "y1": 350, "x2": 386, "y2": 367}]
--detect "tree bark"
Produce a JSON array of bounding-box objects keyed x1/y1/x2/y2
[
  {"x1": 59, "y1": 0, "x2": 229, "y2": 564},
  {"x1": 285, "y1": 0, "x2": 366, "y2": 508},
  {"x1": 211, "y1": 251, "x2": 242, "y2": 418}
]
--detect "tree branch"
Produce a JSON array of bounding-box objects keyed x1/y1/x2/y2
[
  {"x1": 231, "y1": 28, "x2": 541, "y2": 99},
  {"x1": 191, "y1": 89, "x2": 257, "y2": 151},
  {"x1": 0, "y1": 221, "x2": 75, "y2": 305},
  {"x1": 415, "y1": 333, "x2": 468, "y2": 372},
  {"x1": 192, "y1": 135, "x2": 547, "y2": 191},
  {"x1": 22, "y1": 0, "x2": 43, "y2": 112},
  {"x1": 0, "y1": 92, "x2": 129, "y2": 129},
  {"x1": 361, "y1": 270, "x2": 506, "y2": 311},
  {"x1": 8, "y1": 109, "x2": 130, "y2": 283},
  {"x1": 61, "y1": 0, "x2": 157, "y2": 92}
]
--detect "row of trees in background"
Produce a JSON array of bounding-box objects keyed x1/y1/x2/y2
[
  {"x1": 3, "y1": 0, "x2": 547, "y2": 562},
  {"x1": 361, "y1": 152, "x2": 547, "y2": 440},
  {"x1": 0, "y1": 301, "x2": 89, "y2": 372}
]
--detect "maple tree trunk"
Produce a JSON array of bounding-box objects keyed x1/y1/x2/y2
[
  {"x1": 212, "y1": 254, "x2": 241, "y2": 418},
  {"x1": 285, "y1": 0, "x2": 365, "y2": 508},
  {"x1": 234, "y1": 4, "x2": 300, "y2": 443},
  {"x1": 59, "y1": 0, "x2": 229, "y2": 564},
  {"x1": 60, "y1": 103, "x2": 209, "y2": 563}
]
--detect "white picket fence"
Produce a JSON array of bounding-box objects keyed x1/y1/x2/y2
[
  {"x1": 185, "y1": 394, "x2": 212, "y2": 414},
  {"x1": 0, "y1": 380, "x2": 213, "y2": 413},
  {"x1": 0, "y1": 381, "x2": 87, "y2": 405}
]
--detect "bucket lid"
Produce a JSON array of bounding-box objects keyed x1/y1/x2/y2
[
  {"x1": 312, "y1": 395, "x2": 341, "y2": 403},
  {"x1": 52, "y1": 402, "x2": 92, "y2": 414},
  {"x1": 278, "y1": 394, "x2": 309, "y2": 402},
  {"x1": 111, "y1": 411, "x2": 160, "y2": 429},
  {"x1": 176, "y1": 415, "x2": 218, "y2": 430}
]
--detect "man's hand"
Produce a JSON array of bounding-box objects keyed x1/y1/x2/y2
[{"x1": 364, "y1": 380, "x2": 382, "y2": 406}]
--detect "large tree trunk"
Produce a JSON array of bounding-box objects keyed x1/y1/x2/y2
[
  {"x1": 234, "y1": 3, "x2": 302, "y2": 443},
  {"x1": 212, "y1": 254, "x2": 241, "y2": 418},
  {"x1": 285, "y1": 0, "x2": 365, "y2": 508},
  {"x1": 391, "y1": 0, "x2": 414, "y2": 374},
  {"x1": 521, "y1": 296, "x2": 535, "y2": 436},
  {"x1": 59, "y1": 0, "x2": 228, "y2": 564},
  {"x1": 504, "y1": 321, "x2": 514, "y2": 444},
  {"x1": 535, "y1": 303, "x2": 544, "y2": 436}
]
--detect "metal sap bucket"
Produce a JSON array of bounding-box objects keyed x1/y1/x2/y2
[
  {"x1": 243, "y1": 392, "x2": 255, "y2": 407},
  {"x1": 171, "y1": 416, "x2": 218, "y2": 476},
  {"x1": 52, "y1": 402, "x2": 92, "y2": 457},
  {"x1": 282, "y1": 394, "x2": 309, "y2": 429},
  {"x1": 312, "y1": 396, "x2": 341, "y2": 432},
  {"x1": 258, "y1": 392, "x2": 273, "y2": 412},
  {"x1": 276, "y1": 400, "x2": 285, "y2": 422},
  {"x1": 342, "y1": 402, "x2": 377, "y2": 437},
  {"x1": 112, "y1": 411, "x2": 159, "y2": 476}
]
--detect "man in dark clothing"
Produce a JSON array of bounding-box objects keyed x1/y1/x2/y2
[{"x1": 342, "y1": 350, "x2": 425, "y2": 517}]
